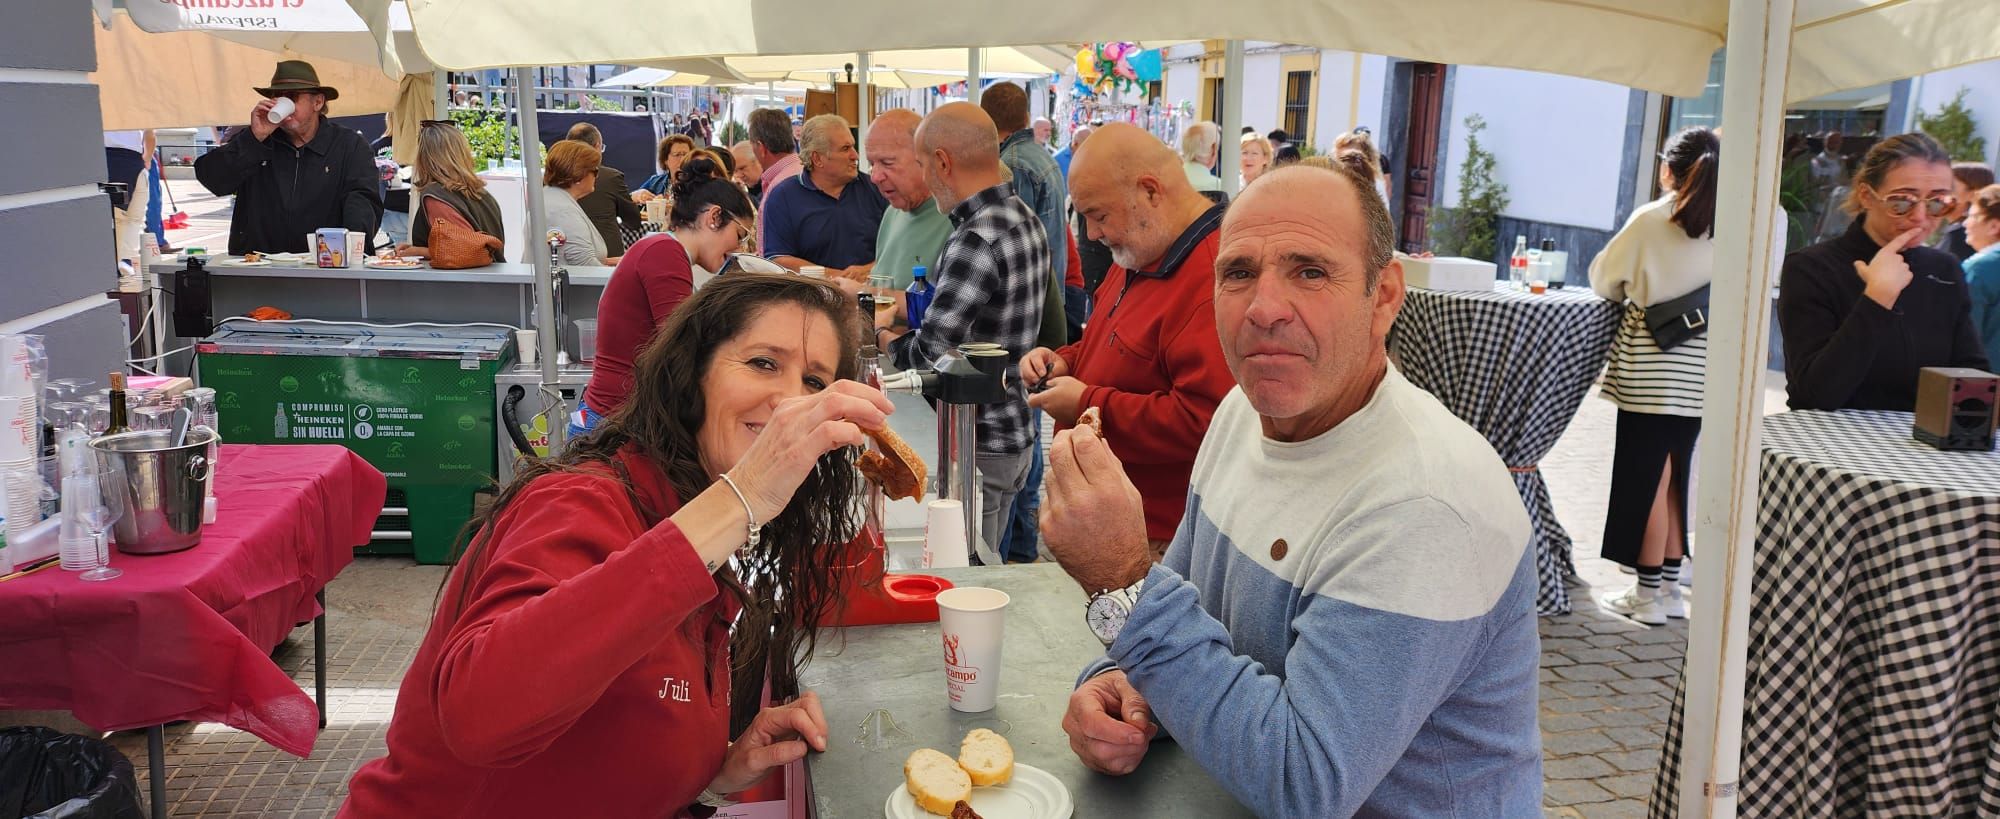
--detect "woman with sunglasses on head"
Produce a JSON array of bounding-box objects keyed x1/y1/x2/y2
[
  {"x1": 1779, "y1": 132, "x2": 1990, "y2": 410},
  {"x1": 572, "y1": 152, "x2": 757, "y2": 438}
]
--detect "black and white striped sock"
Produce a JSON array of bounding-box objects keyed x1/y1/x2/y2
[
  {"x1": 1636, "y1": 566, "x2": 1663, "y2": 596},
  {"x1": 1661, "y1": 557, "x2": 1682, "y2": 588}
]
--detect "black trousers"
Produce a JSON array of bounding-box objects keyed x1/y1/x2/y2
[{"x1": 1600, "y1": 409, "x2": 1701, "y2": 568}]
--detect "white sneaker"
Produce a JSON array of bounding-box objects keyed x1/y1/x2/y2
[
  {"x1": 1679, "y1": 556, "x2": 1693, "y2": 588},
  {"x1": 1660, "y1": 584, "x2": 1688, "y2": 620},
  {"x1": 1600, "y1": 585, "x2": 1667, "y2": 625}
]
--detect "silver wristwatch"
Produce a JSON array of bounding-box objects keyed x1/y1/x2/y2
[
  {"x1": 696, "y1": 787, "x2": 738, "y2": 808},
  {"x1": 1085, "y1": 577, "x2": 1147, "y2": 647}
]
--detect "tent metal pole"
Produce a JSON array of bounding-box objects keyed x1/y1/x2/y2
[
  {"x1": 1219, "y1": 40, "x2": 1244, "y2": 197},
  {"x1": 967, "y1": 48, "x2": 984, "y2": 104},
  {"x1": 515, "y1": 67, "x2": 565, "y2": 449},
  {"x1": 857, "y1": 51, "x2": 872, "y2": 138},
  {"x1": 1680, "y1": 0, "x2": 1796, "y2": 815}
]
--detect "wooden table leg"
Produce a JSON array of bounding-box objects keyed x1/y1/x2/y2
[
  {"x1": 315, "y1": 588, "x2": 328, "y2": 729},
  {"x1": 147, "y1": 724, "x2": 166, "y2": 819}
]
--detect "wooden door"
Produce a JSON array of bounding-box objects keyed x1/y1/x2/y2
[{"x1": 1398, "y1": 63, "x2": 1446, "y2": 252}]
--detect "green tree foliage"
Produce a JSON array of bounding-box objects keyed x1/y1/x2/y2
[
  {"x1": 1916, "y1": 88, "x2": 1989, "y2": 163},
  {"x1": 718, "y1": 119, "x2": 749, "y2": 146},
  {"x1": 1428, "y1": 114, "x2": 1511, "y2": 261},
  {"x1": 448, "y1": 109, "x2": 524, "y2": 171}
]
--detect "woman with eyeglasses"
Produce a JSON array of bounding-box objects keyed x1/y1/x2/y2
[
  {"x1": 1961, "y1": 183, "x2": 2000, "y2": 365},
  {"x1": 572, "y1": 152, "x2": 758, "y2": 438},
  {"x1": 1778, "y1": 132, "x2": 1990, "y2": 410}
]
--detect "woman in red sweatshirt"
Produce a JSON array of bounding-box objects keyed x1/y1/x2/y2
[{"x1": 341, "y1": 274, "x2": 891, "y2": 818}]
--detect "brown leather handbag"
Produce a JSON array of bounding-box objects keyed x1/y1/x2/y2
[{"x1": 428, "y1": 216, "x2": 503, "y2": 270}]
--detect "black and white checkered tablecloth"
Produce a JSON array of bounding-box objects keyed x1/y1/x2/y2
[
  {"x1": 1652, "y1": 410, "x2": 2000, "y2": 817},
  {"x1": 1388, "y1": 284, "x2": 1620, "y2": 616}
]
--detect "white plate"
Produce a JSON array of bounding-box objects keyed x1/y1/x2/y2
[
  {"x1": 363, "y1": 258, "x2": 424, "y2": 269},
  {"x1": 215, "y1": 257, "x2": 272, "y2": 267},
  {"x1": 884, "y1": 763, "x2": 1071, "y2": 819}
]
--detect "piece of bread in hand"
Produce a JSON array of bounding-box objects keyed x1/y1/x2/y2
[
  {"x1": 1076, "y1": 406, "x2": 1103, "y2": 438},
  {"x1": 957, "y1": 728, "x2": 1014, "y2": 787},
  {"x1": 905, "y1": 748, "x2": 972, "y2": 816},
  {"x1": 858, "y1": 425, "x2": 928, "y2": 501}
]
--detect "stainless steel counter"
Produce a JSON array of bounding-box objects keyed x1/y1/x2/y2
[{"x1": 800, "y1": 563, "x2": 1253, "y2": 818}]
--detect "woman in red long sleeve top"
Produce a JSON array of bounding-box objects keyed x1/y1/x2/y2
[
  {"x1": 342, "y1": 274, "x2": 891, "y2": 818},
  {"x1": 574, "y1": 154, "x2": 756, "y2": 437}
]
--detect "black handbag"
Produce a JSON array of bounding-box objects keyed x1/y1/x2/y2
[{"x1": 1644, "y1": 284, "x2": 1710, "y2": 351}]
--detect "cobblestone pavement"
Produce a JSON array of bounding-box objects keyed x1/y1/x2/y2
[{"x1": 1533, "y1": 378, "x2": 1790, "y2": 817}]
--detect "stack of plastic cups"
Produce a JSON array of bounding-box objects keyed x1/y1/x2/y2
[
  {"x1": 184, "y1": 387, "x2": 220, "y2": 524},
  {"x1": 0, "y1": 335, "x2": 43, "y2": 549}
]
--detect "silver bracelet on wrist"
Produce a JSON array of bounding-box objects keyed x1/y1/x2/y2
[
  {"x1": 696, "y1": 787, "x2": 738, "y2": 808},
  {"x1": 717, "y1": 472, "x2": 762, "y2": 554}
]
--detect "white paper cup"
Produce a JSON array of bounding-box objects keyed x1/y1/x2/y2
[
  {"x1": 267, "y1": 96, "x2": 296, "y2": 124},
  {"x1": 0, "y1": 336, "x2": 34, "y2": 395},
  {"x1": 0, "y1": 397, "x2": 33, "y2": 462},
  {"x1": 799, "y1": 266, "x2": 826, "y2": 279},
  {"x1": 515, "y1": 330, "x2": 539, "y2": 365},
  {"x1": 924, "y1": 499, "x2": 969, "y2": 569},
  {"x1": 936, "y1": 586, "x2": 1009, "y2": 712}
]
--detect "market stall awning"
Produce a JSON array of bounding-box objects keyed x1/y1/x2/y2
[
  {"x1": 120, "y1": 0, "x2": 424, "y2": 77},
  {"x1": 93, "y1": 10, "x2": 408, "y2": 130},
  {"x1": 378, "y1": 0, "x2": 1726, "y2": 96},
  {"x1": 366, "y1": 0, "x2": 2000, "y2": 102}
]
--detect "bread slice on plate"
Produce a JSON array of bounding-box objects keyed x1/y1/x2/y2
[
  {"x1": 958, "y1": 728, "x2": 1015, "y2": 787},
  {"x1": 905, "y1": 748, "x2": 972, "y2": 816}
]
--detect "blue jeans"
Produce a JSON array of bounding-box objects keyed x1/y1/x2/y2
[
  {"x1": 998, "y1": 413, "x2": 1044, "y2": 563},
  {"x1": 381, "y1": 208, "x2": 412, "y2": 247}
]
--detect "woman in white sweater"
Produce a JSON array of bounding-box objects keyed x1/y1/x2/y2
[{"x1": 1587, "y1": 127, "x2": 1718, "y2": 626}]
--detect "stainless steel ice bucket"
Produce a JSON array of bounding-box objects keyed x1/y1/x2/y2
[{"x1": 88, "y1": 428, "x2": 216, "y2": 554}]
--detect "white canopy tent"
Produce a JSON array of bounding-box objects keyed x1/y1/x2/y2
[{"x1": 330, "y1": 5, "x2": 2000, "y2": 814}]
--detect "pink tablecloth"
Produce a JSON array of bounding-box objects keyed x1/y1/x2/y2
[{"x1": 0, "y1": 445, "x2": 386, "y2": 757}]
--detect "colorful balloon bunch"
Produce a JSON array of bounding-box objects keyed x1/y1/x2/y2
[{"x1": 1074, "y1": 42, "x2": 1162, "y2": 95}]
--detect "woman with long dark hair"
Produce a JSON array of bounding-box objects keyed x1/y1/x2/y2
[
  {"x1": 341, "y1": 274, "x2": 889, "y2": 818},
  {"x1": 572, "y1": 153, "x2": 756, "y2": 438},
  {"x1": 1588, "y1": 126, "x2": 1718, "y2": 625},
  {"x1": 1780, "y1": 132, "x2": 1989, "y2": 409}
]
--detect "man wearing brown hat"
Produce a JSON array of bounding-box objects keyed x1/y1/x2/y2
[{"x1": 196, "y1": 60, "x2": 382, "y2": 255}]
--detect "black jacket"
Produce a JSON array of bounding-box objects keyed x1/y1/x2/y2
[
  {"x1": 578, "y1": 165, "x2": 643, "y2": 256},
  {"x1": 1779, "y1": 215, "x2": 1990, "y2": 411},
  {"x1": 196, "y1": 118, "x2": 382, "y2": 255}
]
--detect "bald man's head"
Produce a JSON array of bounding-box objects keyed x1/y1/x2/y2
[
  {"x1": 916, "y1": 103, "x2": 1003, "y2": 212},
  {"x1": 867, "y1": 109, "x2": 929, "y2": 211},
  {"x1": 1069, "y1": 123, "x2": 1210, "y2": 269}
]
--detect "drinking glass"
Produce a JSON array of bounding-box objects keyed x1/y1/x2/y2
[
  {"x1": 69, "y1": 466, "x2": 127, "y2": 581},
  {"x1": 50, "y1": 378, "x2": 92, "y2": 400}
]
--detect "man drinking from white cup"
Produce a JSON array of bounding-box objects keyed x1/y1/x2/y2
[{"x1": 195, "y1": 60, "x2": 382, "y2": 256}]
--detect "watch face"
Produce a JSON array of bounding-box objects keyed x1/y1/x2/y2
[{"x1": 1086, "y1": 595, "x2": 1128, "y2": 643}]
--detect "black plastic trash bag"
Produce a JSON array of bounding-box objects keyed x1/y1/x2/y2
[{"x1": 0, "y1": 727, "x2": 145, "y2": 819}]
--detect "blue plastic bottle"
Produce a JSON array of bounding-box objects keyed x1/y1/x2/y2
[{"x1": 905, "y1": 260, "x2": 934, "y2": 332}]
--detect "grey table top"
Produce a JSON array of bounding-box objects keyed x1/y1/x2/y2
[
  {"x1": 149, "y1": 261, "x2": 615, "y2": 286},
  {"x1": 800, "y1": 563, "x2": 1253, "y2": 819}
]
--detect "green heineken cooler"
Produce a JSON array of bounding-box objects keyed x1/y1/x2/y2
[{"x1": 196, "y1": 320, "x2": 512, "y2": 563}]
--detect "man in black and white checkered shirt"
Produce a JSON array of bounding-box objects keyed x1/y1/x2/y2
[{"x1": 877, "y1": 102, "x2": 1049, "y2": 561}]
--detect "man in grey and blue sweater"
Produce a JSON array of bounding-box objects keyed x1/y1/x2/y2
[{"x1": 1042, "y1": 160, "x2": 1543, "y2": 817}]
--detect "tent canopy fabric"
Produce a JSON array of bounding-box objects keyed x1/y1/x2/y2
[
  {"x1": 92, "y1": 11, "x2": 408, "y2": 130},
  {"x1": 122, "y1": 0, "x2": 424, "y2": 77},
  {"x1": 372, "y1": 0, "x2": 2000, "y2": 103}
]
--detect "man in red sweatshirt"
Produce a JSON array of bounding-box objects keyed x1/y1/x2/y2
[{"x1": 1020, "y1": 123, "x2": 1236, "y2": 556}]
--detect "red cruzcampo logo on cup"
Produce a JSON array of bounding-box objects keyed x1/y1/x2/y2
[{"x1": 936, "y1": 587, "x2": 1009, "y2": 712}]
